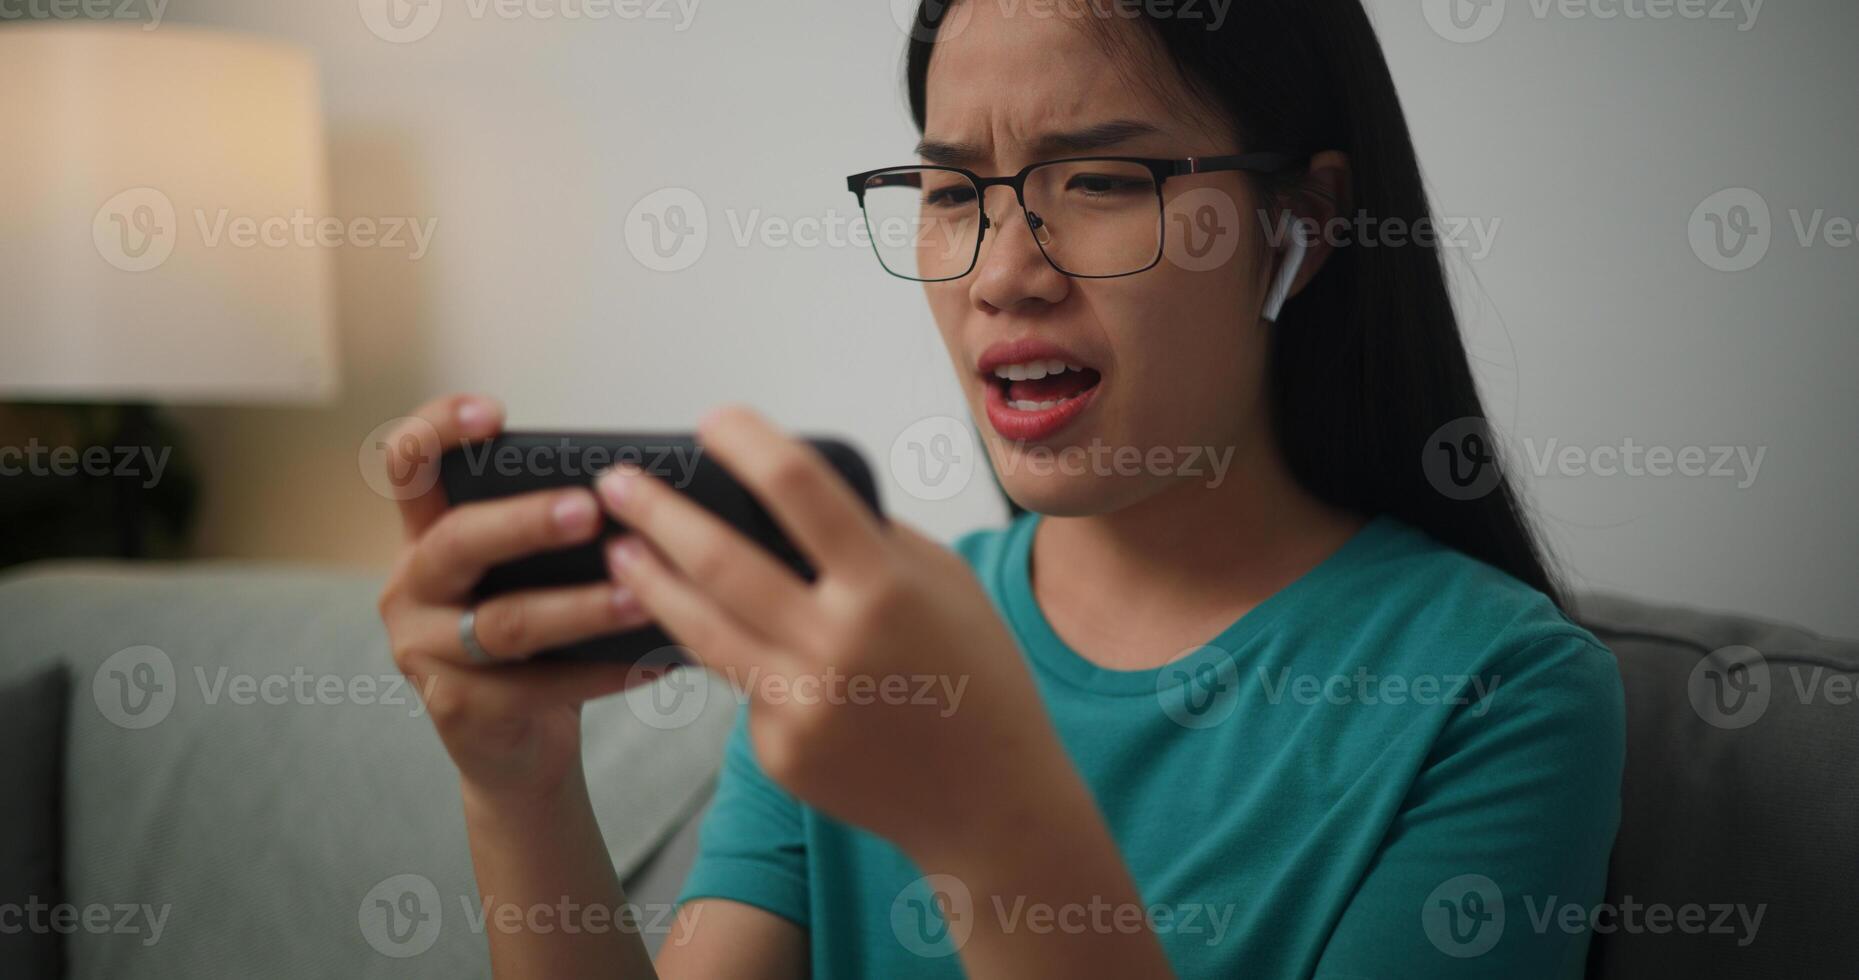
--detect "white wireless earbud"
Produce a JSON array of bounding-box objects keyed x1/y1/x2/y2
[{"x1": 1261, "y1": 237, "x2": 1307, "y2": 323}]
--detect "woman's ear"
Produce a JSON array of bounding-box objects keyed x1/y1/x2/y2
[{"x1": 1265, "y1": 151, "x2": 1352, "y2": 319}]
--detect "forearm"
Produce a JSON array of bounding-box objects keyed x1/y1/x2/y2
[
  {"x1": 462, "y1": 763, "x2": 657, "y2": 980},
  {"x1": 909, "y1": 770, "x2": 1175, "y2": 979}
]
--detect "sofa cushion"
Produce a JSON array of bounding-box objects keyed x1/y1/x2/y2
[
  {"x1": 1572, "y1": 592, "x2": 1859, "y2": 979},
  {"x1": 0, "y1": 664, "x2": 70, "y2": 980},
  {"x1": 0, "y1": 561, "x2": 734, "y2": 980}
]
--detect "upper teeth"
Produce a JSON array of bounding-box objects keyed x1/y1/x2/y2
[{"x1": 992, "y1": 359, "x2": 1083, "y2": 381}]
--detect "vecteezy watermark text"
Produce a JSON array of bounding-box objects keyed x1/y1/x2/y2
[
  {"x1": 889, "y1": 874, "x2": 1238, "y2": 958},
  {"x1": 359, "y1": 874, "x2": 702, "y2": 959},
  {"x1": 616, "y1": 658, "x2": 973, "y2": 731},
  {"x1": 1421, "y1": 418, "x2": 1769, "y2": 502},
  {"x1": 460, "y1": 896, "x2": 700, "y2": 941},
  {"x1": 0, "y1": 0, "x2": 166, "y2": 28},
  {"x1": 447, "y1": 438, "x2": 705, "y2": 485},
  {"x1": 0, "y1": 898, "x2": 170, "y2": 947},
  {"x1": 358, "y1": 418, "x2": 709, "y2": 502},
  {"x1": 721, "y1": 666, "x2": 969, "y2": 718},
  {"x1": 1525, "y1": 894, "x2": 1765, "y2": 946},
  {"x1": 93, "y1": 187, "x2": 436, "y2": 273},
  {"x1": 1423, "y1": 874, "x2": 1767, "y2": 957},
  {"x1": 1425, "y1": 0, "x2": 1763, "y2": 44},
  {"x1": 360, "y1": 0, "x2": 701, "y2": 44},
  {"x1": 993, "y1": 440, "x2": 1236, "y2": 487},
  {"x1": 0, "y1": 440, "x2": 171, "y2": 489},
  {"x1": 92, "y1": 645, "x2": 442, "y2": 730},
  {"x1": 1520, "y1": 437, "x2": 1765, "y2": 489},
  {"x1": 1261, "y1": 210, "x2": 1504, "y2": 262},
  {"x1": 1257, "y1": 667, "x2": 1502, "y2": 716}
]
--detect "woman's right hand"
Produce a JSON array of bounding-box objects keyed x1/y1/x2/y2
[{"x1": 375, "y1": 393, "x2": 659, "y2": 805}]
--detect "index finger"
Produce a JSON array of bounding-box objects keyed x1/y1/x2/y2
[
  {"x1": 695, "y1": 405, "x2": 886, "y2": 578},
  {"x1": 380, "y1": 393, "x2": 505, "y2": 540}
]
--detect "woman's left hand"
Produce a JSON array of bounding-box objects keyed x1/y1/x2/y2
[{"x1": 593, "y1": 405, "x2": 1072, "y2": 860}]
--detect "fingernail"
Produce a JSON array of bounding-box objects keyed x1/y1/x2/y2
[
  {"x1": 552, "y1": 493, "x2": 596, "y2": 533},
  {"x1": 608, "y1": 537, "x2": 642, "y2": 569},
  {"x1": 457, "y1": 397, "x2": 493, "y2": 435},
  {"x1": 611, "y1": 585, "x2": 636, "y2": 611},
  {"x1": 597, "y1": 465, "x2": 638, "y2": 508}
]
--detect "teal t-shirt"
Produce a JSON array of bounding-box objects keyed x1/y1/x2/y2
[{"x1": 675, "y1": 513, "x2": 1624, "y2": 978}]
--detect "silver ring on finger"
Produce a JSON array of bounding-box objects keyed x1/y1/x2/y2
[{"x1": 458, "y1": 608, "x2": 494, "y2": 665}]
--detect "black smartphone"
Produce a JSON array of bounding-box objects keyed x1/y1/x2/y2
[{"x1": 438, "y1": 432, "x2": 882, "y2": 663}]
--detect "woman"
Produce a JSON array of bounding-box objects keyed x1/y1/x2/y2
[{"x1": 376, "y1": 0, "x2": 1624, "y2": 976}]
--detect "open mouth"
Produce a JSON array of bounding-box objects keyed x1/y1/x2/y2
[
  {"x1": 977, "y1": 348, "x2": 1104, "y2": 442},
  {"x1": 989, "y1": 359, "x2": 1103, "y2": 412}
]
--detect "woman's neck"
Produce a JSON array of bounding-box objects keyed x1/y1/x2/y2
[{"x1": 1028, "y1": 445, "x2": 1364, "y2": 670}]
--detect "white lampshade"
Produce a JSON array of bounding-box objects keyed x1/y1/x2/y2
[{"x1": 0, "y1": 24, "x2": 338, "y2": 404}]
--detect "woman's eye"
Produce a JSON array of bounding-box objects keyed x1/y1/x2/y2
[
  {"x1": 1067, "y1": 174, "x2": 1151, "y2": 196},
  {"x1": 923, "y1": 186, "x2": 977, "y2": 208}
]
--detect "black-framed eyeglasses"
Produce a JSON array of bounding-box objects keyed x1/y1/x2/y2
[{"x1": 844, "y1": 153, "x2": 1297, "y2": 282}]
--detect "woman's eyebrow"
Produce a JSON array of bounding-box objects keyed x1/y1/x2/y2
[{"x1": 914, "y1": 119, "x2": 1163, "y2": 167}]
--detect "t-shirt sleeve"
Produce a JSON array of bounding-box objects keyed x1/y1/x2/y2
[
  {"x1": 673, "y1": 704, "x2": 810, "y2": 927},
  {"x1": 1313, "y1": 633, "x2": 1626, "y2": 979}
]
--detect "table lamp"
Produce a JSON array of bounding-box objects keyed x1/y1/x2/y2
[{"x1": 0, "y1": 23, "x2": 338, "y2": 559}]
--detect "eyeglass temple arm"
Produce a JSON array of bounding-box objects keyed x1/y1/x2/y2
[{"x1": 1172, "y1": 153, "x2": 1301, "y2": 177}]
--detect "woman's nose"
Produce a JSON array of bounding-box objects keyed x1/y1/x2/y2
[{"x1": 969, "y1": 184, "x2": 1069, "y2": 312}]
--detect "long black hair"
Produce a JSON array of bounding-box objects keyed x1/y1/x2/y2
[{"x1": 903, "y1": 0, "x2": 1566, "y2": 606}]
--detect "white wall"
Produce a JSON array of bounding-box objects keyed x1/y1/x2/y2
[
  {"x1": 1370, "y1": 0, "x2": 1859, "y2": 635},
  {"x1": 16, "y1": 0, "x2": 1852, "y2": 634}
]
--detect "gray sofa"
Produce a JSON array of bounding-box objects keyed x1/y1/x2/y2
[
  {"x1": 0, "y1": 562, "x2": 734, "y2": 979},
  {"x1": 1, "y1": 562, "x2": 1854, "y2": 978}
]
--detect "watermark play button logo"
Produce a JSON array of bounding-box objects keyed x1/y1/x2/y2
[
  {"x1": 1689, "y1": 187, "x2": 1771, "y2": 273},
  {"x1": 1424, "y1": 0, "x2": 1506, "y2": 43},
  {"x1": 1687, "y1": 644, "x2": 1770, "y2": 729},
  {"x1": 359, "y1": 873, "x2": 443, "y2": 958},
  {"x1": 1423, "y1": 874, "x2": 1506, "y2": 958},
  {"x1": 1162, "y1": 186, "x2": 1243, "y2": 273},
  {"x1": 360, "y1": 0, "x2": 443, "y2": 43},
  {"x1": 890, "y1": 873, "x2": 973, "y2": 958},
  {"x1": 888, "y1": 0, "x2": 974, "y2": 43},
  {"x1": 625, "y1": 187, "x2": 708, "y2": 272},
  {"x1": 889, "y1": 415, "x2": 978, "y2": 502},
  {"x1": 622, "y1": 647, "x2": 710, "y2": 730},
  {"x1": 1157, "y1": 648, "x2": 1241, "y2": 729},
  {"x1": 93, "y1": 187, "x2": 178, "y2": 273},
  {"x1": 1422, "y1": 416, "x2": 1504, "y2": 502},
  {"x1": 93, "y1": 645, "x2": 177, "y2": 729}
]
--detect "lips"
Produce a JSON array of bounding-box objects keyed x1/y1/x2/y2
[{"x1": 976, "y1": 338, "x2": 1103, "y2": 442}]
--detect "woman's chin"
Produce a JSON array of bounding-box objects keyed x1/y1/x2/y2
[{"x1": 995, "y1": 471, "x2": 1158, "y2": 519}]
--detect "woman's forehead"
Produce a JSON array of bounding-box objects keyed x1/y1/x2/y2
[{"x1": 921, "y1": 4, "x2": 1207, "y2": 160}]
